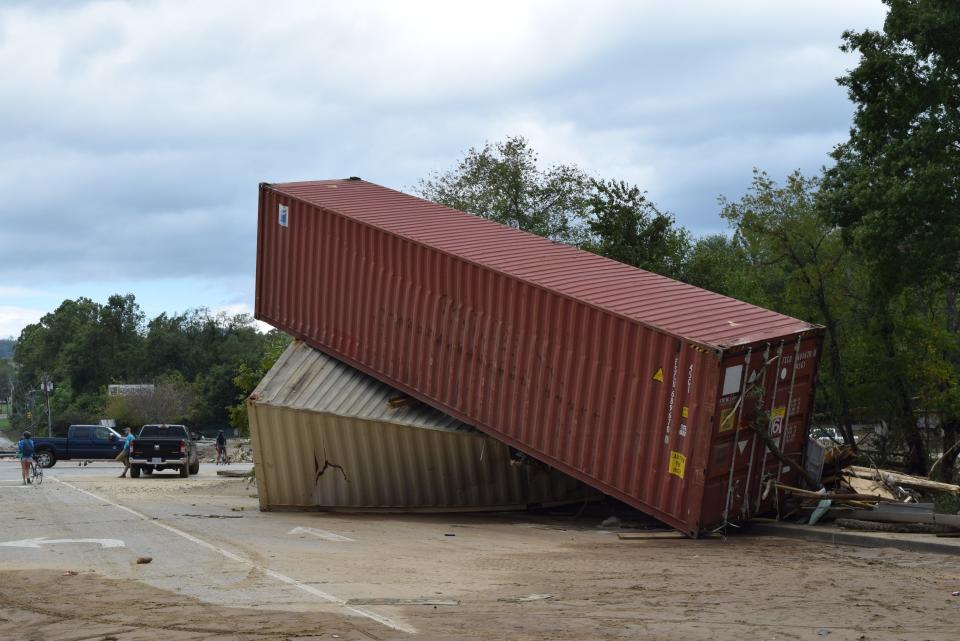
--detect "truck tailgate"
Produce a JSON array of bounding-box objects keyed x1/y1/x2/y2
[{"x1": 132, "y1": 440, "x2": 184, "y2": 461}]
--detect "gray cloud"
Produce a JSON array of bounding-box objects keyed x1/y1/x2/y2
[{"x1": 0, "y1": 0, "x2": 886, "y2": 333}]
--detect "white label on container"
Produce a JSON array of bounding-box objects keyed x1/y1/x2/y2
[
  {"x1": 278, "y1": 204, "x2": 289, "y2": 227},
  {"x1": 722, "y1": 365, "x2": 743, "y2": 396}
]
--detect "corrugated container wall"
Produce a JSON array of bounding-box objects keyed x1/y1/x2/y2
[
  {"x1": 248, "y1": 340, "x2": 595, "y2": 510},
  {"x1": 255, "y1": 179, "x2": 825, "y2": 536}
]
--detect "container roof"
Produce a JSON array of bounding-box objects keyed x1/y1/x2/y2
[
  {"x1": 269, "y1": 179, "x2": 820, "y2": 348},
  {"x1": 252, "y1": 340, "x2": 478, "y2": 434}
]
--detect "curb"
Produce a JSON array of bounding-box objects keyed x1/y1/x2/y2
[{"x1": 749, "y1": 521, "x2": 960, "y2": 556}]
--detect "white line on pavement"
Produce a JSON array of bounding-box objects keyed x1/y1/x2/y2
[
  {"x1": 289, "y1": 526, "x2": 355, "y2": 542},
  {"x1": 51, "y1": 478, "x2": 415, "y2": 634}
]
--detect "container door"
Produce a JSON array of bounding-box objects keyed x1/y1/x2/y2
[{"x1": 700, "y1": 331, "x2": 824, "y2": 529}]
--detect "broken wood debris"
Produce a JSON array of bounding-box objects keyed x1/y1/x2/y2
[
  {"x1": 843, "y1": 466, "x2": 960, "y2": 496},
  {"x1": 835, "y1": 518, "x2": 960, "y2": 534}
]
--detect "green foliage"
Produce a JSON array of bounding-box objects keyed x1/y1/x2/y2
[
  {"x1": 682, "y1": 234, "x2": 763, "y2": 303},
  {"x1": 417, "y1": 136, "x2": 592, "y2": 246},
  {"x1": 11, "y1": 294, "x2": 285, "y2": 431},
  {"x1": 228, "y1": 331, "x2": 292, "y2": 436},
  {"x1": 824, "y1": 0, "x2": 960, "y2": 294},
  {"x1": 819, "y1": 0, "x2": 960, "y2": 474},
  {"x1": 585, "y1": 179, "x2": 690, "y2": 279}
]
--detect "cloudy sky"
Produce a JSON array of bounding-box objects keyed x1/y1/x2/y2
[{"x1": 0, "y1": 0, "x2": 887, "y2": 338}]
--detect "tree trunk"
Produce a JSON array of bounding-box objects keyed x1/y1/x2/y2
[
  {"x1": 879, "y1": 313, "x2": 926, "y2": 474},
  {"x1": 939, "y1": 287, "x2": 960, "y2": 482},
  {"x1": 818, "y1": 288, "x2": 856, "y2": 449}
]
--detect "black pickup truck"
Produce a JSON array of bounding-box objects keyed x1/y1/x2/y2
[{"x1": 129, "y1": 424, "x2": 200, "y2": 478}]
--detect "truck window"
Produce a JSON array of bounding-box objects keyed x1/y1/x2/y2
[
  {"x1": 73, "y1": 427, "x2": 91, "y2": 439},
  {"x1": 94, "y1": 426, "x2": 113, "y2": 440},
  {"x1": 139, "y1": 425, "x2": 189, "y2": 439}
]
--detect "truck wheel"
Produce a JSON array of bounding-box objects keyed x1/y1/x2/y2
[
  {"x1": 189, "y1": 460, "x2": 200, "y2": 475},
  {"x1": 179, "y1": 464, "x2": 189, "y2": 478},
  {"x1": 35, "y1": 450, "x2": 56, "y2": 468},
  {"x1": 130, "y1": 465, "x2": 141, "y2": 479}
]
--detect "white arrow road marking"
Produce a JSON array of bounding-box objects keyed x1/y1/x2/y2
[
  {"x1": 0, "y1": 537, "x2": 125, "y2": 549},
  {"x1": 50, "y1": 478, "x2": 413, "y2": 634},
  {"x1": 289, "y1": 526, "x2": 355, "y2": 542},
  {"x1": 738, "y1": 440, "x2": 748, "y2": 454}
]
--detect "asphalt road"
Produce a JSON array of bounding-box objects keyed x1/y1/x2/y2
[
  {"x1": 2, "y1": 460, "x2": 958, "y2": 641},
  {"x1": 0, "y1": 460, "x2": 412, "y2": 639}
]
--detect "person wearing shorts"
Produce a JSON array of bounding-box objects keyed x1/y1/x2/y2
[
  {"x1": 18, "y1": 431, "x2": 35, "y2": 485},
  {"x1": 115, "y1": 427, "x2": 135, "y2": 478}
]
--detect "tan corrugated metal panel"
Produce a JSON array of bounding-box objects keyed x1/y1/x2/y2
[
  {"x1": 253, "y1": 340, "x2": 469, "y2": 433},
  {"x1": 248, "y1": 343, "x2": 594, "y2": 510},
  {"x1": 249, "y1": 403, "x2": 593, "y2": 510}
]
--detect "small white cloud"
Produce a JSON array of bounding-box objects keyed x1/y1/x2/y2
[
  {"x1": 0, "y1": 286, "x2": 45, "y2": 298},
  {"x1": 0, "y1": 306, "x2": 43, "y2": 339}
]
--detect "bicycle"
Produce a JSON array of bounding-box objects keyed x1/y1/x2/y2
[{"x1": 30, "y1": 460, "x2": 43, "y2": 486}]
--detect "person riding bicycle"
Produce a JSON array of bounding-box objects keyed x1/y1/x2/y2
[
  {"x1": 215, "y1": 429, "x2": 227, "y2": 465},
  {"x1": 17, "y1": 431, "x2": 36, "y2": 485}
]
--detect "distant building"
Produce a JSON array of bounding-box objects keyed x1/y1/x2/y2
[{"x1": 107, "y1": 384, "x2": 155, "y2": 397}]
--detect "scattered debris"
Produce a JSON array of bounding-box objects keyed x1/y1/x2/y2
[
  {"x1": 444, "y1": 533, "x2": 455, "y2": 537},
  {"x1": 63, "y1": 570, "x2": 78, "y2": 576},
  {"x1": 600, "y1": 516, "x2": 621, "y2": 529},
  {"x1": 180, "y1": 514, "x2": 243, "y2": 519},
  {"x1": 498, "y1": 594, "x2": 554, "y2": 603},
  {"x1": 136, "y1": 556, "x2": 152, "y2": 564},
  {"x1": 816, "y1": 629, "x2": 831, "y2": 637},
  {"x1": 844, "y1": 466, "x2": 960, "y2": 496},
  {"x1": 216, "y1": 470, "x2": 253, "y2": 478},
  {"x1": 617, "y1": 532, "x2": 685, "y2": 540}
]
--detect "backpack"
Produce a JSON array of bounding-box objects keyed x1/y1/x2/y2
[{"x1": 21, "y1": 439, "x2": 35, "y2": 457}]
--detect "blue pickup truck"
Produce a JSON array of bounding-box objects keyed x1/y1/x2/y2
[{"x1": 32, "y1": 424, "x2": 125, "y2": 468}]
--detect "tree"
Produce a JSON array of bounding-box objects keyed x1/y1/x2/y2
[
  {"x1": 822, "y1": 0, "x2": 960, "y2": 474},
  {"x1": 585, "y1": 179, "x2": 690, "y2": 279},
  {"x1": 228, "y1": 331, "x2": 292, "y2": 435},
  {"x1": 417, "y1": 136, "x2": 592, "y2": 245},
  {"x1": 682, "y1": 234, "x2": 764, "y2": 303},
  {"x1": 721, "y1": 170, "x2": 857, "y2": 447}
]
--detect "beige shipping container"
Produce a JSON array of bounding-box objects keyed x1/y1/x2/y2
[{"x1": 248, "y1": 341, "x2": 595, "y2": 511}]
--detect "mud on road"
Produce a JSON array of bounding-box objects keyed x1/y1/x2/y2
[{"x1": 1, "y1": 463, "x2": 958, "y2": 641}]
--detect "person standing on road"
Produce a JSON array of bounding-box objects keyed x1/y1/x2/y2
[
  {"x1": 115, "y1": 427, "x2": 135, "y2": 478},
  {"x1": 215, "y1": 429, "x2": 227, "y2": 465},
  {"x1": 17, "y1": 431, "x2": 35, "y2": 485}
]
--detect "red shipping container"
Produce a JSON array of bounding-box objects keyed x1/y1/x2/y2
[{"x1": 255, "y1": 179, "x2": 825, "y2": 536}]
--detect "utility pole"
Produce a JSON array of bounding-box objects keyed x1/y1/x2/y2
[{"x1": 41, "y1": 374, "x2": 53, "y2": 437}]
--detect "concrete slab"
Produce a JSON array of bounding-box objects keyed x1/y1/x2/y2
[{"x1": 749, "y1": 518, "x2": 960, "y2": 555}]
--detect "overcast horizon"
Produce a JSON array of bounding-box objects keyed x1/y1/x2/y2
[{"x1": 0, "y1": 0, "x2": 887, "y2": 339}]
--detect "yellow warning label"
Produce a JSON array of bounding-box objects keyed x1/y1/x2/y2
[
  {"x1": 719, "y1": 408, "x2": 736, "y2": 433},
  {"x1": 771, "y1": 407, "x2": 786, "y2": 419},
  {"x1": 681, "y1": 406, "x2": 689, "y2": 419},
  {"x1": 653, "y1": 368, "x2": 664, "y2": 382},
  {"x1": 668, "y1": 451, "x2": 687, "y2": 478}
]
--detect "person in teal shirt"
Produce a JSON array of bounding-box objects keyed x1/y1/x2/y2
[{"x1": 115, "y1": 427, "x2": 135, "y2": 478}]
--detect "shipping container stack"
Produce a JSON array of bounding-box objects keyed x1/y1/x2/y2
[{"x1": 254, "y1": 178, "x2": 825, "y2": 537}]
